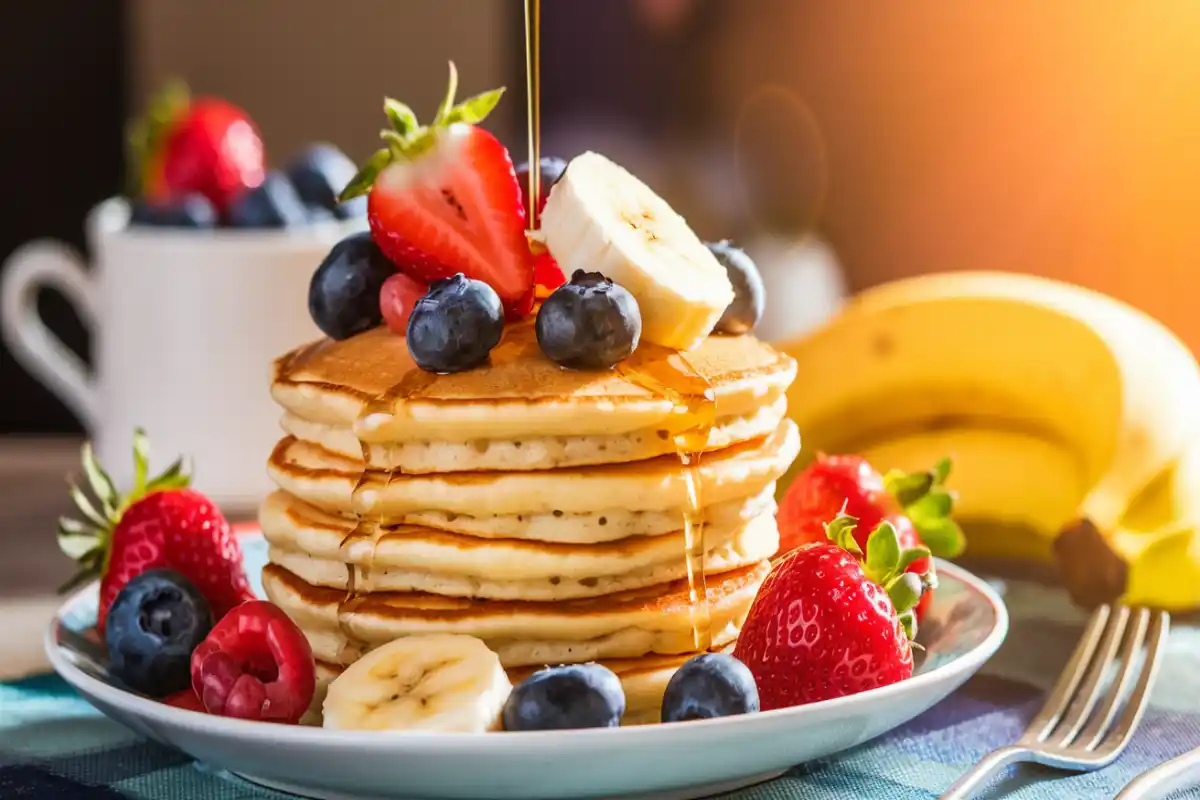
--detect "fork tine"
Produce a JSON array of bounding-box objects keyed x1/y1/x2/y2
[
  {"x1": 1078, "y1": 607, "x2": 1150, "y2": 750},
  {"x1": 1022, "y1": 604, "x2": 1111, "y2": 743},
  {"x1": 1099, "y1": 610, "x2": 1169, "y2": 752},
  {"x1": 1054, "y1": 605, "x2": 1131, "y2": 747}
]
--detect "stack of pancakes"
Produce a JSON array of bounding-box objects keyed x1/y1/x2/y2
[{"x1": 260, "y1": 320, "x2": 799, "y2": 725}]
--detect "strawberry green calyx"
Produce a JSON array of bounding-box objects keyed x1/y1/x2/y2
[
  {"x1": 125, "y1": 79, "x2": 190, "y2": 199},
  {"x1": 884, "y1": 457, "x2": 966, "y2": 560},
  {"x1": 56, "y1": 429, "x2": 191, "y2": 594},
  {"x1": 339, "y1": 61, "x2": 506, "y2": 203},
  {"x1": 824, "y1": 511, "x2": 934, "y2": 642}
]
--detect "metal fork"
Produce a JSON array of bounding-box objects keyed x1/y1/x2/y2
[{"x1": 939, "y1": 604, "x2": 1170, "y2": 799}]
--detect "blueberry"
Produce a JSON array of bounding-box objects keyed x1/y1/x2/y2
[
  {"x1": 129, "y1": 194, "x2": 217, "y2": 228},
  {"x1": 707, "y1": 241, "x2": 765, "y2": 335},
  {"x1": 104, "y1": 569, "x2": 213, "y2": 698},
  {"x1": 308, "y1": 231, "x2": 395, "y2": 340},
  {"x1": 515, "y1": 156, "x2": 568, "y2": 217},
  {"x1": 502, "y1": 664, "x2": 625, "y2": 731},
  {"x1": 660, "y1": 653, "x2": 759, "y2": 723},
  {"x1": 285, "y1": 143, "x2": 366, "y2": 219},
  {"x1": 226, "y1": 171, "x2": 310, "y2": 228},
  {"x1": 535, "y1": 270, "x2": 641, "y2": 370},
  {"x1": 407, "y1": 274, "x2": 504, "y2": 373}
]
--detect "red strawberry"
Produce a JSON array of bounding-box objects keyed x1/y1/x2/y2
[
  {"x1": 128, "y1": 82, "x2": 265, "y2": 213},
  {"x1": 734, "y1": 513, "x2": 931, "y2": 709},
  {"x1": 776, "y1": 454, "x2": 890, "y2": 555},
  {"x1": 776, "y1": 454, "x2": 964, "y2": 621},
  {"x1": 57, "y1": 430, "x2": 254, "y2": 633},
  {"x1": 339, "y1": 63, "x2": 534, "y2": 317}
]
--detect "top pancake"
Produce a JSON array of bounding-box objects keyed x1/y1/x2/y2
[{"x1": 272, "y1": 320, "x2": 797, "y2": 444}]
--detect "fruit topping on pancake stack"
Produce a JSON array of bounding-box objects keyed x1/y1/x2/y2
[{"x1": 260, "y1": 65, "x2": 804, "y2": 728}]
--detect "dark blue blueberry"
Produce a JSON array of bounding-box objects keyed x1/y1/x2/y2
[
  {"x1": 515, "y1": 156, "x2": 568, "y2": 217},
  {"x1": 502, "y1": 663, "x2": 625, "y2": 731},
  {"x1": 660, "y1": 653, "x2": 759, "y2": 723},
  {"x1": 535, "y1": 270, "x2": 641, "y2": 370},
  {"x1": 104, "y1": 569, "x2": 212, "y2": 698},
  {"x1": 406, "y1": 274, "x2": 504, "y2": 373},
  {"x1": 308, "y1": 231, "x2": 394, "y2": 340},
  {"x1": 128, "y1": 193, "x2": 217, "y2": 228},
  {"x1": 707, "y1": 241, "x2": 765, "y2": 335},
  {"x1": 226, "y1": 171, "x2": 310, "y2": 228},
  {"x1": 285, "y1": 143, "x2": 367, "y2": 219}
]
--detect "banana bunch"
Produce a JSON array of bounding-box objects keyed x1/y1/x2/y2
[{"x1": 773, "y1": 270, "x2": 1200, "y2": 612}]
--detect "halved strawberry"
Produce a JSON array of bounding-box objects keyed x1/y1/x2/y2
[{"x1": 340, "y1": 63, "x2": 535, "y2": 317}]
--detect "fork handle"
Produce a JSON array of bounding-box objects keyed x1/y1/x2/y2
[
  {"x1": 1114, "y1": 748, "x2": 1200, "y2": 800},
  {"x1": 938, "y1": 746, "x2": 1033, "y2": 799}
]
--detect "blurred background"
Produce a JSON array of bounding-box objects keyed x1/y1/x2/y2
[{"x1": 11, "y1": 0, "x2": 1200, "y2": 434}]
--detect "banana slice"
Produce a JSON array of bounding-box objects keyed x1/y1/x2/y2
[
  {"x1": 323, "y1": 634, "x2": 511, "y2": 733},
  {"x1": 539, "y1": 151, "x2": 734, "y2": 351}
]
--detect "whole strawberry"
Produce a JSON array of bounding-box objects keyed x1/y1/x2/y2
[
  {"x1": 128, "y1": 81, "x2": 265, "y2": 214},
  {"x1": 57, "y1": 430, "x2": 254, "y2": 633},
  {"x1": 735, "y1": 513, "x2": 932, "y2": 710},
  {"x1": 776, "y1": 454, "x2": 964, "y2": 621},
  {"x1": 339, "y1": 62, "x2": 535, "y2": 318}
]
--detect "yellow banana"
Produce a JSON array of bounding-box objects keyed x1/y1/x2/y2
[{"x1": 772, "y1": 271, "x2": 1200, "y2": 609}]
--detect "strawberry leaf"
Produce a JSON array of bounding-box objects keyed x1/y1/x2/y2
[
  {"x1": 339, "y1": 148, "x2": 392, "y2": 202},
  {"x1": 145, "y1": 456, "x2": 191, "y2": 494},
  {"x1": 865, "y1": 521, "x2": 901, "y2": 582},
  {"x1": 898, "y1": 610, "x2": 918, "y2": 643},
  {"x1": 885, "y1": 572, "x2": 923, "y2": 614},
  {"x1": 57, "y1": 547, "x2": 105, "y2": 594},
  {"x1": 81, "y1": 442, "x2": 118, "y2": 517},
  {"x1": 897, "y1": 545, "x2": 932, "y2": 574},
  {"x1": 132, "y1": 428, "x2": 150, "y2": 495},
  {"x1": 447, "y1": 88, "x2": 505, "y2": 126},
  {"x1": 56, "y1": 518, "x2": 99, "y2": 559},
  {"x1": 433, "y1": 61, "x2": 460, "y2": 128},
  {"x1": 884, "y1": 458, "x2": 965, "y2": 559},
  {"x1": 384, "y1": 98, "x2": 418, "y2": 136},
  {"x1": 69, "y1": 484, "x2": 107, "y2": 529},
  {"x1": 823, "y1": 511, "x2": 863, "y2": 555}
]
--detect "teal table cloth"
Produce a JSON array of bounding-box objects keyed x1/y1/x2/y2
[{"x1": 3, "y1": 577, "x2": 1198, "y2": 799}]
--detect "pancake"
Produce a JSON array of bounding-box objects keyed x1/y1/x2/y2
[
  {"x1": 305, "y1": 646, "x2": 737, "y2": 728},
  {"x1": 278, "y1": 395, "x2": 786, "y2": 473},
  {"x1": 271, "y1": 321, "x2": 797, "y2": 444},
  {"x1": 265, "y1": 510, "x2": 778, "y2": 601},
  {"x1": 261, "y1": 489, "x2": 775, "y2": 577},
  {"x1": 262, "y1": 560, "x2": 768, "y2": 667},
  {"x1": 266, "y1": 419, "x2": 800, "y2": 522}
]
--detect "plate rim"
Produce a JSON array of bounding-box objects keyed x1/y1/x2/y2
[{"x1": 44, "y1": 553, "x2": 1009, "y2": 752}]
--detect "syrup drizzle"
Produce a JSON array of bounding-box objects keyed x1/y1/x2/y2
[
  {"x1": 524, "y1": 0, "x2": 542, "y2": 230},
  {"x1": 617, "y1": 348, "x2": 717, "y2": 651}
]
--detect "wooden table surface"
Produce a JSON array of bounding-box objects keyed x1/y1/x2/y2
[{"x1": 1, "y1": 437, "x2": 111, "y2": 681}]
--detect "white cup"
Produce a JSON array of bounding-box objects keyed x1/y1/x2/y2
[{"x1": 1, "y1": 197, "x2": 360, "y2": 514}]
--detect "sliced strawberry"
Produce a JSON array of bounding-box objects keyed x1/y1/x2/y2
[{"x1": 342, "y1": 63, "x2": 535, "y2": 316}]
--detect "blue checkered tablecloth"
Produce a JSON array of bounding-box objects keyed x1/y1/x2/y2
[{"x1": 3, "y1": 577, "x2": 1199, "y2": 799}]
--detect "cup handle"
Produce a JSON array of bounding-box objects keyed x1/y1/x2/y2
[{"x1": 1, "y1": 240, "x2": 99, "y2": 430}]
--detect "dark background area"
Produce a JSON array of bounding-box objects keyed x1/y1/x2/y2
[{"x1": 1, "y1": 2, "x2": 125, "y2": 434}]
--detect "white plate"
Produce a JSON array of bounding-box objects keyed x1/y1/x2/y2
[{"x1": 46, "y1": 535, "x2": 1008, "y2": 800}]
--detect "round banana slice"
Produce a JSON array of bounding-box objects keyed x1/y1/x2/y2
[
  {"x1": 539, "y1": 151, "x2": 734, "y2": 351},
  {"x1": 322, "y1": 634, "x2": 512, "y2": 733}
]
